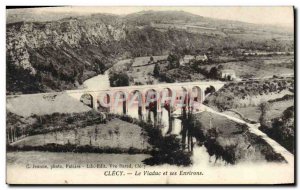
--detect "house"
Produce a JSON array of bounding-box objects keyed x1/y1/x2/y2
[
  {"x1": 219, "y1": 69, "x2": 236, "y2": 80},
  {"x1": 179, "y1": 54, "x2": 209, "y2": 66},
  {"x1": 195, "y1": 54, "x2": 208, "y2": 61},
  {"x1": 180, "y1": 55, "x2": 194, "y2": 65}
]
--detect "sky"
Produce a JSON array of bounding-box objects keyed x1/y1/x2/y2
[{"x1": 13, "y1": 6, "x2": 294, "y2": 28}]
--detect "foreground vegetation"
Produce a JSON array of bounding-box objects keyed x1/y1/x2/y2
[
  {"x1": 259, "y1": 106, "x2": 294, "y2": 154},
  {"x1": 203, "y1": 78, "x2": 294, "y2": 155},
  {"x1": 191, "y1": 111, "x2": 285, "y2": 164},
  {"x1": 109, "y1": 114, "x2": 192, "y2": 166},
  {"x1": 6, "y1": 110, "x2": 106, "y2": 142},
  {"x1": 7, "y1": 111, "x2": 192, "y2": 166},
  {"x1": 204, "y1": 78, "x2": 294, "y2": 111}
]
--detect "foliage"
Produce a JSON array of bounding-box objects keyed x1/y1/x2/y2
[
  {"x1": 259, "y1": 106, "x2": 294, "y2": 154},
  {"x1": 150, "y1": 56, "x2": 154, "y2": 62},
  {"x1": 109, "y1": 71, "x2": 130, "y2": 87},
  {"x1": 143, "y1": 135, "x2": 192, "y2": 166},
  {"x1": 110, "y1": 114, "x2": 192, "y2": 166},
  {"x1": 158, "y1": 73, "x2": 176, "y2": 83},
  {"x1": 6, "y1": 110, "x2": 106, "y2": 141},
  {"x1": 258, "y1": 102, "x2": 271, "y2": 126},
  {"x1": 94, "y1": 58, "x2": 106, "y2": 74},
  {"x1": 6, "y1": 59, "x2": 44, "y2": 94},
  {"x1": 204, "y1": 78, "x2": 294, "y2": 111},
  {"x1": 167, "y1": 53, "x2": 181, "y2": 69},
  {"x1": 204, "y1": 86, "x2": 216, "y2": 95},
  {"x1": 191, "y1": 111, "x2": 286, "y2": 164},
  {"x1": 212, "y1": 91, "x2": 237, "y2": 111},
  {"x1": 209, "y1": 67, "x2": 219, "y2": 79},
  {"x1": 153, "y1": 63, "x2": 160, "y2": 77}
]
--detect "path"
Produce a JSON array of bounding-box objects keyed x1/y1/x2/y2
[{"x1": 201, "y1": 105, "x2": 294, "y2": 165}]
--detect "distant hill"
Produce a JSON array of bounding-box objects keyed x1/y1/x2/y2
[
  {"x1": 124, "y1": 10, "x2": 206, "y2": 25},
  {"x1": 6, "y1": 9, "x2": 294, "y2": 94},
  {"x1": 6, "y1": 8, "x2": 85, "y2": 23}
]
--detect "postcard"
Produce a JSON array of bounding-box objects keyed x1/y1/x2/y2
[{"x1": 6, "y1": 6, "x2": 295, "y2": 184}]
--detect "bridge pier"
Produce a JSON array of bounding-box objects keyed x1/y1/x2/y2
[
  {"x1": 74, "y1": 81, "x2": 225, "y2": 121},
  {"x1": 157, "y1": 111, "x2": 162, "y2": 125},
  {"x1": 92, "y1": 95, "x2": 98, "y2": 110}
]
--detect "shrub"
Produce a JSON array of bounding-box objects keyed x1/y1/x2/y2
[{"x1": 109, "y1": 71, "x2": 130, "y2": 87}]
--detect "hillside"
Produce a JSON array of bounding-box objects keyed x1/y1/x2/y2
[{"x1": 6, "y1": 10, "x2": 294, "y2": 94}]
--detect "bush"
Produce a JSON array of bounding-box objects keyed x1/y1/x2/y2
[
  {"x1": 143, "y1": 135, "x2": 192, "y2": 166},
  {"x1": 113, "y1": 114, "x2": 192, "y2": 166},
  {"x1": 158, "y1": 73, "x2": 175, "y2": 83},
  {"x1": 6, "y1": 111, "x2": 106, "y2": 139},
  {"x1": 259, "y1": 106, "x2": 294, "y2": 154},
  {"x1": 109, "y1": 71, "x2": 130, "y2": 87}
]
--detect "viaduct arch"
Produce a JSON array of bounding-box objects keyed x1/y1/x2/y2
[{"x1": 67, "y1": 81, "x2": 225, "y2": 115}]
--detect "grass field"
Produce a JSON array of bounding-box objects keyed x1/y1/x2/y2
[
  {"x1": 11, "y1": 118, "x2": 151, "y2": 150},
  {"x1": 203, "y1": 55, "x2": 294, "y2": 79},
  {"x1": 7, "y1": 93, "x2": 91, "y2": 117},
  {"x1": 233, "y1": 99, "x2": 294, "y2": 122},
  {"x1": 113, "y1": 55, "x2": 168, "y2": 85},
  {"x1": 238, "y1": 89, "x2": 293, "y2": 107},
  {"x1": 131, "y1": 55, "x2": 168, "y2": 67},
  {"x1": 128, "y1": 64, "x2": 161, "y2": 85},
  {"x1": 231, "y1": 106, "x2": 261, "y2": 122}
]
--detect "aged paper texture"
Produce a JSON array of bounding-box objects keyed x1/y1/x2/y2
[{"x1": 6, "y1": 6, "x2": 295, "y2": 184}]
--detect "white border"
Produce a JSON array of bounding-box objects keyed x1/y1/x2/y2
[{"x1": 1, "y1": 0, "x2": 298, "y2": 189}]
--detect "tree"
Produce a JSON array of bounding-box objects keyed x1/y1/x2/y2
[
  {"x1": 109, "y1": 71, "x2": 130, "y2": 87},
  {"x1": 258, "y1": 102, "x2": 270, "y2": 127},
  {"x1": 205, "y1": 86, "x2": 216, "y2": 95},
  {"x1": 108, "y1": 129, "x2": 114, "y2": 140},
  {"x1": 217, "y1": 65, "x2": 224, "y2": 70},
  {"x1": 153, "y1": 63, "x2": 160, "y2": 77},
  {"x1": 259, "y1": 106, "x2": 294, "y2": 153},
  {"x1": 282, "y1": 106, "x2": 294, "y2": 121},
  {"x1": 94, "y1": 59, "x2": 106, "y2": 74},
  {"x1": 114, "y1": 127, "x2": 120, "y2": 142},
  {"x1": 7, "y1": 60, "x2": 43, "y2": 94},
  {"x1": 209, "y1": 67, "x2": 219, "y2": 79},
  {"x1": 150, "y1": 56, "x2": 154, "y2": 62},
  {"x1": 167, "y1": 53, "x2": 180, "y2": 69},
  {"x1": 93, "y1": 127, "x2": 99, "y2": 141}
]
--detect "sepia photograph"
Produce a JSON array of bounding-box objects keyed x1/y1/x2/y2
[{"x1": 5, "y1": 6, "x2": 295, "y2": 185}]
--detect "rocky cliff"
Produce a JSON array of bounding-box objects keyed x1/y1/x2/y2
[{"x1": 6, "y1": 15, "x2": 128, "y2": 94}]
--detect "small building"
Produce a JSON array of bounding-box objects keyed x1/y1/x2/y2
[
  {"x1": 195, "y1": 54, "x2": 208, "y2": 61},
  {"x1": 219, "y1": 69, "x2": 236, "y2": 81},
  {"x1": 180, "y1": 55, "x2": 194, "y2": 65}
]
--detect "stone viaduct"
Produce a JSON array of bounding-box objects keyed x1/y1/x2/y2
[{"x1": 66, "y1": 81, "x2": 225, "y2": 116}]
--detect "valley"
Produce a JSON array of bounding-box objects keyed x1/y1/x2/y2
[{"x1": 6, "y1": 8, "x2": 295, "y2": 185}]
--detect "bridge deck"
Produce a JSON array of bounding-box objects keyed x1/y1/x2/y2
[{"x1": 7, "y1": 80, "x2": 225, "y2": 97}]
